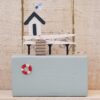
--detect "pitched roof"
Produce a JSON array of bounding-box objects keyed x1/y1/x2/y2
[{"x1": 24, "y1": 12, "x2": 45, "y2": 25}]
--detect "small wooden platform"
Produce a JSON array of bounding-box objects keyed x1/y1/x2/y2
[{"x1": 0, "y1": 90, "x2": 100, "y2": 100}]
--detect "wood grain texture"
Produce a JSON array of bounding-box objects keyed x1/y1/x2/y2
[
  {"x1": 74, "y1": 0, "x2": 100, "y2": 89},
  {"x1": 35, "y1": 39, "x2": 46, "y2": 55},
  {"x1": 0, "y1": 90, "x2": 100, "y2": 100},
  {"x1": 0, "y1": 0, "x2": 22, "y2": 89}
]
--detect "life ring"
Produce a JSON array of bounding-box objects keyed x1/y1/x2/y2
[{"x1": 21, "y1": 64, "x2": 32, "y2": 75}]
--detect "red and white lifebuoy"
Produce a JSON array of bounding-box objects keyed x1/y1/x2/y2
[{"x1": 21, "y1": 64, "x2": 32, "y2": 75}]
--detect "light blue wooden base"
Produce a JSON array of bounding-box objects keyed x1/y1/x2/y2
[{"x1": 12, "y1": 56, "x2": 88, "y2": 97}]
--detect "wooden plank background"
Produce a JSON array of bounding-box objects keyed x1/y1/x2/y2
[
  {"x1": 75, "y1": 0, "x2": 100, "y2": 89},
  {"x1": 0, "y1": 0, "x2": 22, "y2": 89},
  {"x1": 0, "y1": 0, "x2": 100, "y2": 90}
]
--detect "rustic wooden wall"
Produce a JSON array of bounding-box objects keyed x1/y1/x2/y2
[
  {"x1": 75, "y1": 0, "x2": 100, "y2": 89},
  {"x1": 0, "y1": 0, "x2": 100, "y2": 90},
  {"x1": 0, "y1": 0, "x2": 22, "y2": 89}
]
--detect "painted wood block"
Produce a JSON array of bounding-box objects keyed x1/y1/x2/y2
[{"x1": 12, "y1": 55, "x2": 88, "y2": 96}]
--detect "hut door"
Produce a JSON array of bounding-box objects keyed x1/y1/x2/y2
[{"x1": 33, "y1": 24, "x2": 37, "y2": 35}]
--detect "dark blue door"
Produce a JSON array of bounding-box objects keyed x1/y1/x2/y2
[{"x1": 33, "y1": 24, "x2": 37, "y2": 35}]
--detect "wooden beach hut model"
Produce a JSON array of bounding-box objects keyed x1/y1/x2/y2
[{"x1": 24, "y1": 12, "x2": 45, "y2": 36}]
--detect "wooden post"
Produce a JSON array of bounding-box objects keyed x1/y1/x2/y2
[{"x1": 72, "y1": 0, "x2": 75, "y2": 54}]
